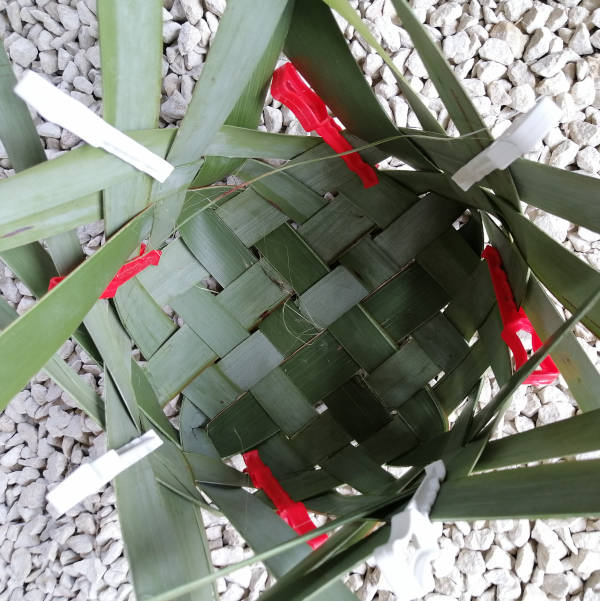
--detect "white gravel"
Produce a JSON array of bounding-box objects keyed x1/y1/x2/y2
[{"x1": 1, "y1": 1, "x2": 600, "y2": 600}]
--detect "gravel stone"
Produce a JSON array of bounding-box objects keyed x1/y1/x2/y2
[
  {"x1": 211, "y1": 546, "x2": 245, "y2": 567},
  {"x1": 479, "y1": 38, "x2": 514, "y2": 65},
  {"x1": 509, "y1": 84, "x2": 536, "y2": 113},
  {"x1": 10, "y1": 547, "x2": 32, "y2": 582},
  {"x1": 549, "y1": 139, "x2": 580, "y2": 169},
  {"x1": 542, "y1": 573, "x2": 570, "y2": 597},
  {"x1": 531, "y1": 51, "x2": 575, "y2": 77},
  {"x1": 523, "y1": 27, "x2": 553, "y2": 63},
  {"x1": 19, "y1": 480, "x2": 46, "y2": 508},
  {"x1": 515, "y1": 543, "x2": 536, "y2": 582},
  {"x1": 456, "y1": 549, "x2": 486, "y2": 575},
  {"x1": 569, "y1": 23, "x2": 594, "y2": 55},
  {"x1": 9, "y1": 35, "x2": 37, "y2": 67},
  {"x1": 521, "y1": 2, "x2": 554, "y2": 34},
  {"x1": 56, "y1": 4, "x2": 79, "y2": 30},
  {"x1": 161, "y1": 90, "x2": 187, "y2": 121},
  {"x1": 577, "y1": 146, "x2": 600, "y2": 173},
  {"x1": 67, "y1": 534, "x2": 94, "y2": 554},
  {"x1": 572, "y1": 550, "x2": 600, "y2": 579},
  {"x1": 491, "y1": 21, "x2": 528, "y2": 59}
]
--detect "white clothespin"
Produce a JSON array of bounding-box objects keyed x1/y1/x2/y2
[
  {"x1": 14, "y1": 71, "x2": 174, "y2": 182},
  {"x1": 451, "y1": 97, "x2": 561, "y2": 191},
  {"x1": 373, "y1": 460, "x2": 446, "y2": 601},
  {"x1": 47, "y1": 430, "x2": 163, "y2": 515}
]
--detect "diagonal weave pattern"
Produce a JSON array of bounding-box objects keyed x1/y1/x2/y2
[{"x1": 114, "y1": 140, "x2": 503, "y2": 518}]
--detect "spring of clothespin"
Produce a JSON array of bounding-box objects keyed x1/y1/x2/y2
[
  {"x1": 482, "y1": 245, "x2": 559, "y2": 385},
  {"x1": 271, "y1": 62, "x2": 379, "y2": 189},
  {"x1": 373, "y1": 460, "x2": 446, "y2": 601},
  {"x1": 243, "y1": 450, "x2": 328, "y2": 549},
  {"x1": 14, "y1": 71, "x2": 174, "y2": 182},
  {"x1": 48, "y1": 244, "x2": 162, "y2": 299},
  {"x1": 47, "y1": 430, "x2": 163, "y2": 515}
]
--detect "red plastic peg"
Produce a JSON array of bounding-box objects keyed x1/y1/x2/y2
[
  {"x1": 48, "y1": 244, "x2": 162, "y2": 299},
  {"x1": 482, "y1": 246, "x2": 559, "y2": 386},
  {"x1": 271, "y1": 62, "x2": 378, "y2": 189},
  {"x1": 243, "y1": 450, "x2": 328, "y2": 549}
]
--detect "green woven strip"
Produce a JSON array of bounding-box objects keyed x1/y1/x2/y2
[
  {"x1": 279, "y1": 468, "x2": 342, "y2": 501},
  {"x1": 114, "y1": 278, "x2": 177, "y2": 359},
  {"x1": 416, "y1": 227, "x2": 481, "y2": 298},
  {"x1": 281, "y1": 331, "x2": 359, "y2": 403},
  {"x1": 434, "y1": 338, "x2": 490, "y2": 413},
  {"x1": 259, "y1": 302, "x2": 321, "y2": 356},
  {"x1": 184, "y1": 365, "x2": 242, "y2": 419},
  {"x1": 252, "y1": 367, "x2": 317, "y2": 435},
  {"x1": 396, "y1": 388, "x2": 446, "y2": 442},
  {"x1": 299, "y1": 194, "x2": 375, "y2": 263},
  {"x1": 478, "y1": 307, "x2": 512, "y2": 388},
  {"x1": 145, "y1": 325, "x2": 217, "y2": 405},
  {"x1": 364, "y1": 264, "x2": 449, "y2": 342},
  {"x1": 412, "y1": 312, "x2": 470, "y2": 373},
  {"x1": 337, "y1": 173, "x2": 416, "y2": 229},
  {"x1": 137, "y1": 239, "x2": 208, "y2": 307},
  {"x1": 288, "y1": 411, "x2": 353, "y2": 464},
  {"x1": 219, "y1": 331, "x2": 284, "y2": 390},
  {"x1": 207, "y1": 392, "x2": 280, "y2": 456},
  {"x1": 216, "y1": 187, "x2": 287, "y2": 247},
  {"x1": 360, "y1": 416, "x2": 419, "y2": 464},
  {"x1": 255, "y1": 224, "x2": 329, "y2": 294},
  {"x1": 285, "y1": 143, "x2": 357, "y2": 194},
  {"x1": 304, "y1": 491, "x2": 387, "y2": 516},
  {"x1": 325, "y1": 377, "x2": 391, "y2": 443},
  {"x1": 321, "y1": 445, "x2": 396, "y2": 493},
  {"x1": 375, "y1": 193, "x2": 464, "y2": 267},
  {"x1": 444, "y1": 261, "x2": 495, "y2": 340},
  {"x1": 329, "y1": 305, "x2": 396, "y2": 372},
  {"x1": 171, "y1": 287, "x2": 248, "y2": 357},
  {"x1": 339, "y1": 237, "x2": 399, "y2": 292},
  {"x1": 180, "y1": 208, "x2": 256, "y2": 286},
  {"x1": 367, "y1": 339, "x2": 441, "y2": 408},
  {"x1": 257, "y1": 433, "x2": 313, "y2": 478},
  {"x1": 237, "y1": 159, "x2": 325, "y2": 223},
  {"x1": 218, "y1": 260, "x2": 292, "y2": 329},
  {"x1": 298, "y1": 266, "x2": 367, "y2": 327}
]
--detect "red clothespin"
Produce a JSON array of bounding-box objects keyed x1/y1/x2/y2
[
  {"x1": 271, "y1": 62, "x2": 378, "y2": 189},
  {"x1": 482, "y1": 246, "x2": 559, "y2": 386},
  {"x1": 243, "y1": 450, "x2": 328, "y2": 550},
  {"x1": 48, "y1": 244, "x2": 162, "y2": 299}
]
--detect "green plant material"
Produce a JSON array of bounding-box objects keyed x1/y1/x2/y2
[
  {"x1": 0, "y1": 45, "x2": 46, "y2": 170},
  {"x1": 192, "y1": 3, "x2": 294, "y2": 187},
  {"x1": 476, "y1": 409, "x2": 600, "y2": 471},
  {"x1": 470, "y1": 284, "x2": 600, "y2": 438},
  {"x1": 98, "y1": 0, "x2": 162, "y2": 235},
  {"x1": 150, "y1": 0, "x2": 295, "y2": 244},
  {"x1": 323, "y1": 0, "x2": 441, "y2": 134},
  {"x1": 500, "y1": 204, "x2": 600, "y2": 339},
  {"x1": 105, "y1": 376, "x2": 216, "y2": 601},
  {"x1": 0, "y1": 210, "x2": 148, "y2": 410},
  {"x1": 485, "y1": 214, "x2": 600, "y2": 411},
  {"x1": 284, "y1": 0, "x2": 433, "y2": 169},
  {"x1": 0, "y1": 297, "x2": 104, "y2": 426},
  {"x1": 433, "y1": 459, "x2": 600, "y2": 519},
  {"x1": 511, "y1": 159, "x2": 600, "y2": 233}
]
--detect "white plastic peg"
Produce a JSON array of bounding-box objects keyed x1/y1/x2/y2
[
  {"x1": 14, "y1": 71, "x2": 174, "y2": 182},
  {"x1": 451, "y1": 97, "x2": 561, "y2": 191},
  {"x1": 47, "y1": 430, "x2": 163, "y2": 515},
  {"x1": 373, "y1": 460, "x2": 446, "y2": 601}
]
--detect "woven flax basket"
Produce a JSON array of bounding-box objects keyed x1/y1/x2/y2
[{"x1": 1, "y1": 1, "x2": 600, "y2": 600}]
